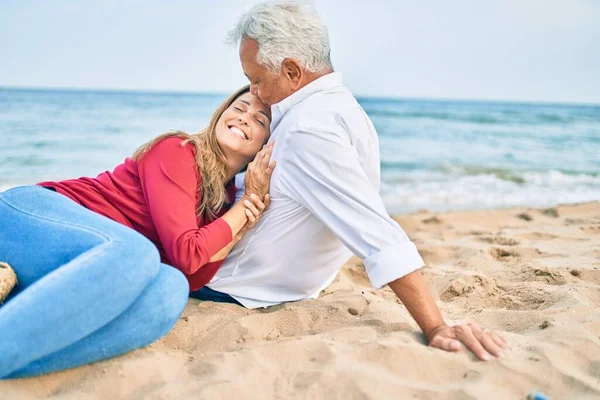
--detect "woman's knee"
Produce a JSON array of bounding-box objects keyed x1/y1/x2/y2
[
  {"x1": 111, "y1": 232, "x2": 161, "y2": 289},
  {"x1": 137, "y1": 265, "x2": 188, "y2": 336},
  {"x1": 156, "y1": 266, "x2": 189, "y2": 329}
]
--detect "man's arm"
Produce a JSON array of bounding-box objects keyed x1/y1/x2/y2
[
  {"x1": 389, "y1": 270, "x2": 505, "y2": 360},
  {"x1": 278, "y1": 125, "x2": 506, "y2": 360}
]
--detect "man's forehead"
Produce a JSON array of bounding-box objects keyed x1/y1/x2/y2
[{"x1": 240, "y1": 38, "x2": 259, "y2": 58}]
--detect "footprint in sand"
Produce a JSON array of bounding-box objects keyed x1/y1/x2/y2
[
  {"x1": 519, "y1": 232, "x2": 559, "y2": 240},
  {"x1": 580, "y1": 225, "x2": 600, "y2": 234},
  {"x1": 422, "y1": 216, "x2": 443, "y2": 225},
  {"x1": 417, "y1": 245, "x2": 473, "y2": 265},
  {"x1": 518, "y1": 265, "x2": 569, "y2": 285},
  {"x1": 489, "y1": 246, "x2": 554, "y2": 261},
  {"x1": 466, "y1": 230, "x2": 494, "y2": 236},
  {"x1": 476, "y1": 235, "x2": 520, "y2": 246},
  {"x1": 489, "y1": 247, "x2": 520, "y2": 260},
  {"x1": 564, "y1": 218, "x2": 600, "y2": 226},
  {"x1": 439, "y1": 275, "x2": 549, "y2": 310},
  {"x1": 518, "y1": 231, "x2": 590, "y2": 242}
]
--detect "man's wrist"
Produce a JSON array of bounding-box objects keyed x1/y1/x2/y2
[
  {"x1": 240, "y1": 193, "x2": 252, "y2": 202},
  {"x1": 425, "y1": 323, "x2": 448, "y2": 342},
  {"x1": 243, "y1": 191, "x2": 267, "y2": 201}
]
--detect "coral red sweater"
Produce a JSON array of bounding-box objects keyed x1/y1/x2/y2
[{"x1": 38, "y1": 137, "x2": 235, "y2": 291}]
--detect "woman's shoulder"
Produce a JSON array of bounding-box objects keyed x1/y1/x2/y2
[
  {"x1": 145, "y1": 136, "x2": 197, "y2": 160},
  {"x1": 155, "y1": 135, "x2": 194, "y2": 150}
]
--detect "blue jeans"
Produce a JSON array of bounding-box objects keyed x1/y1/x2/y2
[{"x1": 0, "y1": 186, "x2": 189, "y2": 379}]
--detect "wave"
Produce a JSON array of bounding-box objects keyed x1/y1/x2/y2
[
  {"x1": 361, "y1": 107, "x2": 595, "y2": 125},
  {"x1": 380, "y1": 160, "x2": 423, "y2": 171},
  {"x1": 365, "y1": 109, "x2": 504, "y2": 124},
  {"x1": 380, "y1": 169, "x2": 600, "y2": 213},
  {"x1": 383, "y1": 164, "x2": 600, "y2": 185}
]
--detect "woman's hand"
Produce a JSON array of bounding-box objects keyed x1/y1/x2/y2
[
  {"x1": 243, "y1": 193, "x2": 270, "y2": 226},
  {"x1": 235, "y1": 194, "x2": 271, "y2": 241},
  {"x1": 245, "y1": 142, "x2": 276, "y2": 200},
  {"x1": 210, "y1": 193, "x2": 271, "y2": 263},
  {"x1": 215, "y1": 146, "x2": 275, "y2": 263}
]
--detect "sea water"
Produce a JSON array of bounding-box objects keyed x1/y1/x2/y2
[{"x1": 1, "y1": 88, "x2": 598, "y2": 213}]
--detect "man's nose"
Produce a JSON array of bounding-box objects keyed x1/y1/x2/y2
[{"x1": 250, "y1": 84, "x2": 258, "y2": 96}]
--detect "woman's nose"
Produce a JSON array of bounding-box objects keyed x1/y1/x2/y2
[{"x1": 238, "y1": 115, "x2": 249, "y2": 125}]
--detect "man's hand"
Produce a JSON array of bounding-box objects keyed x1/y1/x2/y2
[
  {"x1": 245, "y1": 142, "x2": 276, "y2": 199},
  {"x1": 388, "y1": 270, "x2": 508, "y2": 361},
  {"x1": 427, "y1": 322, "x2": 507, "y2": 361}
]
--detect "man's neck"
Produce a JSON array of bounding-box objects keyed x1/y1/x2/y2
[{"x1": 295, "y1": 68, "x2": 333, "y2": 93}]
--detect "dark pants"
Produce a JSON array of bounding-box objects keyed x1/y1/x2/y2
[{"x1": 190, "y1": 286, "x2": 242, "y2": 306}]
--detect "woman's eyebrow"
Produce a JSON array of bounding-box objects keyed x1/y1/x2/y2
[
  {"x1": 239, "y1": 99, "x2": 271, "y2": 121},
  {"x1": 258, "y1": 110, "x2": 271, "y2": 122}
]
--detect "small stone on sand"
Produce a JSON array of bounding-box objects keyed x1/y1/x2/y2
[
  {"x1": 540, "y1": 208, "x2": 559, "y2": 218},
  {"x1": 539, "y1": 320, "x2": 551, "y2": 329},
  {"x1": 517, "y1": 213, "x2": 533, "y2": 221}
]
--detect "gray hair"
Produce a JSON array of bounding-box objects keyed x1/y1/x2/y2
[{"x1": 227, "y1": 1, "x2": 333, "y2": 74}]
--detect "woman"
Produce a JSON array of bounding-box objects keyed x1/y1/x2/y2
[{"x1": 0, "y1": 86, "x2": 274, "y2": 379}]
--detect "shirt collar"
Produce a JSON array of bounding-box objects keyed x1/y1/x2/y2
[{"x1": 270, "y1": 72, "x2": 343, "y2": 132}]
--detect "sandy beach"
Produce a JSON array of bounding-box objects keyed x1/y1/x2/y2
[{"x1": 2, "y1": 202, "x2": 599, "y2": 399}]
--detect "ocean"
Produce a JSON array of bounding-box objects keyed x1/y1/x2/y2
[{"x1": 1, "y1": 87, "x2": 599, "y2": 213}]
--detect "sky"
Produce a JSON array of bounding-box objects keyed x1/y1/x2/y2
[{"x1": 1, "y1": 0, "x2": 599, "y2": 104}]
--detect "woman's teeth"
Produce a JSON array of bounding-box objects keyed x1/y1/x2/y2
[{"x1": 230, "y1": 126, "x2": 247, "y2": 139}]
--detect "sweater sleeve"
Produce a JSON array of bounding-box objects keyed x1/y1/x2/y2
[{"x1": 137, "y1": 137, "x2": 233, "y2": 275}]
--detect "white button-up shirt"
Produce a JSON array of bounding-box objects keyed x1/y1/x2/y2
[{"x1": 208, "y1": 72, "x2": 424, "y2": 309}]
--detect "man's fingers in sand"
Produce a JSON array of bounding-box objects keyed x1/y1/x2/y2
[
  {"x1": 455, "y1": 325, "x2": 493, "y2": 361},
  {"x1": 430, "y1": 336, "x2": 462, "y2": 352},
  {"x1": 471, "y1": 323, "x2": 507, "y2": 350},
  {"x1": 475, "y1": 330, "x2": 505, "y2": 358},
  {"x1": 488, "y1": 331, "x2": 508, "y2": 349}
]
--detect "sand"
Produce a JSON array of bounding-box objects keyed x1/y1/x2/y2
[
  {"x1": 1, "y1": 202, "x2": 599, "y2": 399},
  {"x1": 0, "y1": 262, "x2": 18, "y2": 304}
]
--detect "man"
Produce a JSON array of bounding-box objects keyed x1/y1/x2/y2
[{"x1": 206, "y1": 1, "x2": 506, "y2": 361}]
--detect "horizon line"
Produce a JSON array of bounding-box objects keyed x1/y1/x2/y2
[{"x1": 1, "y1": 84, "x2": 598, "y2": 108}]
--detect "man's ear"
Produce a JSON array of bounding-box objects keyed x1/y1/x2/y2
[{"x1": 282, "y1": 58, "x2": 302, "y2": 89}]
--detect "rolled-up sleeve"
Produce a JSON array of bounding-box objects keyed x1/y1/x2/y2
[{"x1": 278, "y1": 126, "x2": 424, "y2": 289}]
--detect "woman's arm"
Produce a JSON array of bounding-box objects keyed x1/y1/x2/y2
[
  {"x1": 137, "y1": 138, "x2": 271, "y2": 275},
  {"x1": 210, "y1": 193, "x2": 271, "y2": 262},
  {"x1": 209, "y1": 144, "x2": 276, "y2": 262}
]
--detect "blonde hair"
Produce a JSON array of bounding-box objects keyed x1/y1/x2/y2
[{"x1": 132, "y1": 86, "x2": 251, "y2": 220}]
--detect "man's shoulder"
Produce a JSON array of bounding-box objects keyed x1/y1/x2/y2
[
  {"x1": 293, "y1": 85, "x2": 358, "y2": 117},
  {"x1": 283, "y1": 89, "x2": 361, "y2": 133}
]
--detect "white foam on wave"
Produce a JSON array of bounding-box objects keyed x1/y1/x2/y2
[{"x1": 381, "y1": 170, "x2": 600, "y2": 213}]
